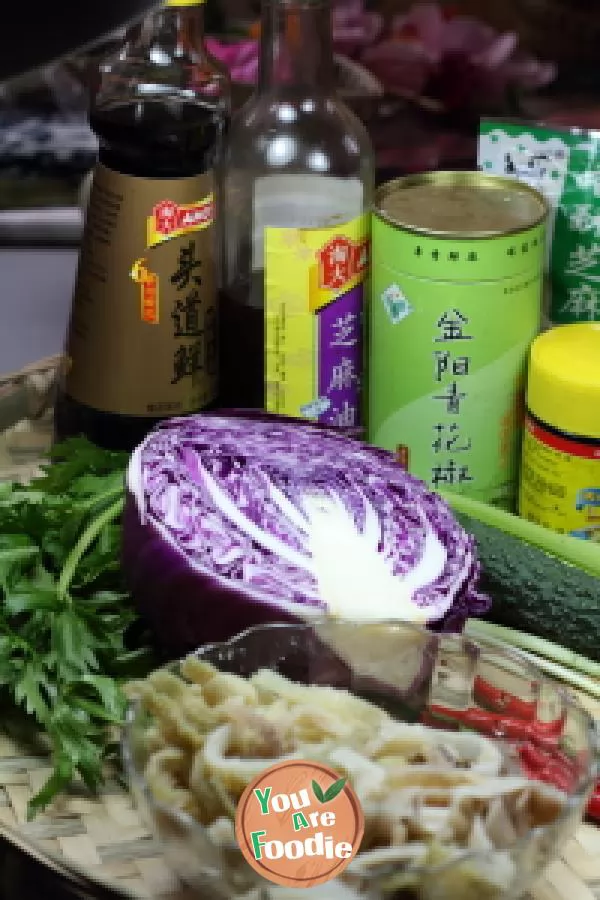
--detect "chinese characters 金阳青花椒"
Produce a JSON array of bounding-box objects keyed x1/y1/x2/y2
[{"x1": 430, "y1": 309, "x2": 474, "y2": 488}]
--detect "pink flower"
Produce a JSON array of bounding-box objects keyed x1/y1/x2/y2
[
  {"x1": 206, "y1": 1, "x2": 384, "y2": 87},
  {"x1": 206, "y1": 37, "x2": 259, "y2": 85},
  {"x1": 359, "y1": 2, "x2": 555, "y2": 112},
  {"x1": 333, "y1": 0, "x2": 384, "y2": 57}
]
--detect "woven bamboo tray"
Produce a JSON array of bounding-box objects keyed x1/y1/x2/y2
[
  {"x1": 0, "y1": 693, "x2": 596, "y2": 900},
  {"x1": 0, "y1": 356, "x2": 597, "y2": 900}
]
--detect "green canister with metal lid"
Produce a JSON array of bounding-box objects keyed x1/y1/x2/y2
[{"x1": 367, "y1": 171, "x2": 548, "y2": 510}]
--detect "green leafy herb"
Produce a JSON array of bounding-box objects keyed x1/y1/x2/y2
[
  {"x1": 312, "y1": 780, "x2": 325, "y2": 803},
  {"x1": 0, "y1": 437, "x2": 154, "y2": 818}
]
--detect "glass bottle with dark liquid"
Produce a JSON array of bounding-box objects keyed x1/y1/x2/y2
[
  {"x1": 55, "y1": 0, "x2": 230, "y2": 451},
  {"x1": 220, "y1": 0, "x2": 373, "y2": 424}
]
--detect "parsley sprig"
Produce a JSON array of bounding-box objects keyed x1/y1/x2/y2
[{"x1": 0, "y1": 438, "x2": 153, "y2": 818}]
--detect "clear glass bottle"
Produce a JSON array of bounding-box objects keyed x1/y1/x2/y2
[
  {"x1": 55, "y1": 0, "x2": 230, "y2": 452},
  {"x1": 220, "y1": 0, "x2": 374, "y2": 429}
]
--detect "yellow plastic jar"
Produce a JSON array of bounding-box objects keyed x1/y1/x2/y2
[{"x1": 519, "y1": 324, "x2": 600, "y2": 539}]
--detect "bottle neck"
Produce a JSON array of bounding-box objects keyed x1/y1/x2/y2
[
  {"x1": 138, "y1": 0, "x2": 207, "y2": 55},
  {"x1": 258, "y1": 0, "x2": 334, "y2": 93}
]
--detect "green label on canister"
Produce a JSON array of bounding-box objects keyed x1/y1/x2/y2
[{"x1": 367, "y1": 177, "x2": 546, "y2": 510}]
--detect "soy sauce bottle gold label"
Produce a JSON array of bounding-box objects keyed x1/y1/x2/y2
[
  {"x1": 55, "y1": 0, "x2": 230, "y2": 451},
  {"x1": 66, "y1": 165, "x2": 217, "y2": 418}
]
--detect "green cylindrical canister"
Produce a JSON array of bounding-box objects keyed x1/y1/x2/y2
[{"x1": 367, "y1": 171, "x2": 548, "y2": 510}]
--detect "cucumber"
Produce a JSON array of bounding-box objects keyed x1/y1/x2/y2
[{"x1": 440, "y1": 492, "x2": 600, "y2": 663}]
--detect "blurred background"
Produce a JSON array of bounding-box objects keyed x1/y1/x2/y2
[
  {"x1": 1, "y1": 0, "x2": 598, "y2": 214},
  {"x1": 0, "y1": 0, "x2": 597, "y2": 461}
]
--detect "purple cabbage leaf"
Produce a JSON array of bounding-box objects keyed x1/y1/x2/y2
[{"x1": 123, "y1": 413, "x2": 490, "y2": 655}]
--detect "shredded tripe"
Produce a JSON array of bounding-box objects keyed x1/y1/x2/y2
[{"x1": 127, "y1": 660, "x2": 567, "y2": 898}]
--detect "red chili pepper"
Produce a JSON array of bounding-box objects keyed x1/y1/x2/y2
[
  {"x1": 531, "y1": 716, "x2": 565, "y2": 739},
  {"x1": 425, "y1": 705, "x2": 594, "y2": 803},
  {"x1": 586, "y1": 786, "x2": 600, "y2": 821},
  {"x1": 519, "y1": 741, "x2": 552, "y2": 772},
  {"x1": 495, "y1": 717, "x2": 535, "y2": 741},
  {"x1": 461, "y1": 707, "x2": 502, "y2": 735},
  {"x1": 463, "y1": 709, "x2": 548, "y2": 744},
  {"x1": 519, "y1": 759, "x2": 542, "y2": 782},
  {"x1": 526, "y1": 723, "x2": 561, "y2": 751},
  {"x1": 427, "y1": 705, "x2": 554, "y2": 743},
  {"x1": 474, "y1": 676, "x2": 536, "y2": 721},
  {"x1": 551, "y1": 750, "x2": 579, "y2": 777},
  {"x1": 536, "y1": 763, "x2": 576, "y2": 794},
  {"x1": 519, "y1": 741, "x2": 581, "y2": 785},
  {"x1": 537, "y1": 771, "x2": 573, "y2": 794},
  {"x1": 425, "y1": 706, "x2": 562, "y2": 756}
]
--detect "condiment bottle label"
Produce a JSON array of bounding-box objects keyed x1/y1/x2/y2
[
  {"x1": 479, "y1": 119, "x2": 600, "y2": 324},
  {"x1": 478, "y1": 123, "x2": 570, "y2": 268},
  {"x1": 263, "y1": 213, "x2": 369, "y2": 428},
  {"x1": 64, "y1": 164, "x2": 217, "y2": 417},
  {"x1": 520, "y1": 413, "x2": 600, "y2": 538},
  {"x1": 368, "y1": 217, "x2": 545, "y2": 510}
]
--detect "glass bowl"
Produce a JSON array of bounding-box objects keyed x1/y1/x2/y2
[{"x1": 122, "y1": 620, "x2": 598, "y2": 900}]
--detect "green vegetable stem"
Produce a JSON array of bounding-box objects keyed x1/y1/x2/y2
[
  {"x1": 440, "y1": 490, "x2": 600, "y2": 662},
  {"x1": 440, "y1": 490, "x2": 600, "y2": 578}
]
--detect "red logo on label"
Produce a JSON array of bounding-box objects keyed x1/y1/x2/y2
[
  {"x1": 152, "y1": 198, "x2": 215, "y2": 237},
  {"x1": 317, "y1": 236, "x2": 369, "y2": 291}
]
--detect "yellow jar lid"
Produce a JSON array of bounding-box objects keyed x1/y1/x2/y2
[{"x1": 527, "y1": 323, "x2": 600, "y2": 438}]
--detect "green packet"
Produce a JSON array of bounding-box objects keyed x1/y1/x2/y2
[{"x1": 478, "y1": 119, "x2": 600, "y2": 324}]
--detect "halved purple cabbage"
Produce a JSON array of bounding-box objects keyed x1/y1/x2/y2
[{"x1": 123, "y1": 413, "x2": 490, "y2": 655}]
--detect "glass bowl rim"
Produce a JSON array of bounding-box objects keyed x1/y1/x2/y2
[{"x1": 122, "y1": 618, "x2": 600, "y2": 885}]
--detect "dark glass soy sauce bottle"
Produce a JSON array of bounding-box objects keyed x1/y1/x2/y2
[{"x1": 55, "y1": 0, "x2": 230, "y2": 451}]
